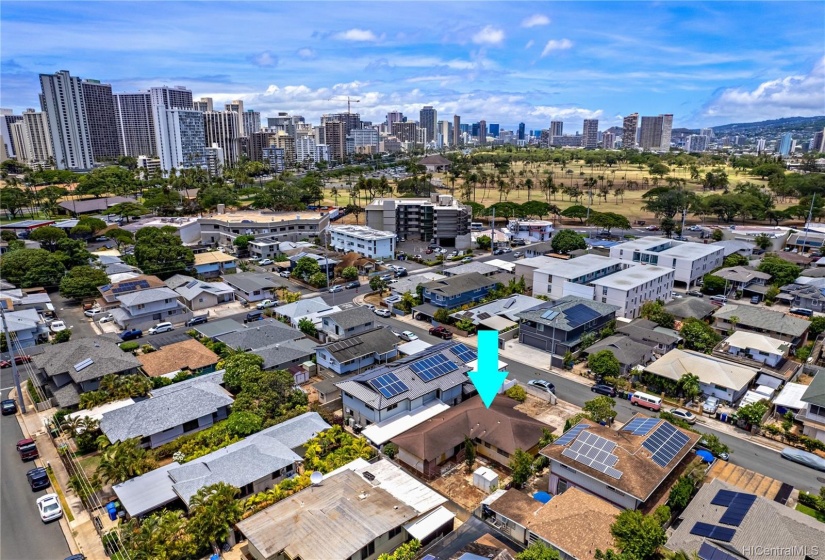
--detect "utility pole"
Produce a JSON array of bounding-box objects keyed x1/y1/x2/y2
[
  {"x1": 490, "y1": 206, "x2": 496, "y2": 255},
  {"x1": 801, "y1": 194, "x2": 817, "y2": 255},
  {"x1": 0, "y1": 306, "x2": 26, "y2": 413}
]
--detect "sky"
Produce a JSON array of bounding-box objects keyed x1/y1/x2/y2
[{"x1": 2, "y1": 1, "x2": 824, "y2": 132}]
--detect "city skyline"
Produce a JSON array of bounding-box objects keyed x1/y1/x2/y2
[{"x1": 1, "y1": 2, "x2": 824, "y2": 130}]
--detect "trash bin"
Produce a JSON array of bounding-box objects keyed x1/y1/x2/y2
[{"x1": 106, "y1": 502, "x2": 118, "y2": 521}]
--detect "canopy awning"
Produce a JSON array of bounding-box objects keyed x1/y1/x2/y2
[{"x1": 404, "y1": 506, "x2": 455, "y2": 541}]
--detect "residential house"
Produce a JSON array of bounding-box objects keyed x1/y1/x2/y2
[
  {"x1": 531, "y1": 254, "x2": 628, "y2": 299},
  {"x1": 273, "y1": 297, "x2": 339, "y2": 329},
  {"x1": 584, "y1": 335, "x2": 655, "y2": 374},
  {"x1": 0, "y1": 309, "x2": 48, "y2": 348},
  {"x1": 320, "y1": 306, "x2": 377, "y2": 342},
  {"x1": 610, "y1": 237, "x2": 724, "y2": 287},
  {"x1": 516, "y1": 296, "x2": 619, "y2": 367},
  {"x1": 718, "y1": 331, "x2": 790, "y2": 369},
  {"x1": 224, "y1": 272, "x2": 280, "y2": 303},
  {"x1": 713, "y1": 304, "x2": 810, "y2": 347},
  {"x1": 799, "y1": 367, "x2": 825, "y2": 442},
  {"x1": 589, "y1": 265, "x2": 674, "y2": 319},
  {"x1": 391, "y1": 396, "x2": 550, "y2": 477},
  {"x1": 33, "y1": 335, "x2": 142, "y2": 408},
  {"x1": 785, "y1": 231, "x2": 825, "y2": 253},
  {"x1": 192, "y1": 318, "x2": 244, "y2": 340},
  {"x1": 450, "y1": 294, "x2": 544, "y2": 327},
  {"x1": 780, "y1": 282, "x2": 825, "y2": 312},
  {"x1": 113, "y1": 412, "x2": 331, "y2": 518},
  {"x1": 337, "y1": 342, "x2": 483, "y2": 428},
  {"x1": 138, "y1": 339, "x2": 219, "y2": 378},
  {"x1": 57, "y1": 195, "x2": 135, "y2": 215},
  {"x1": 0, "y1": 288, "x2": 53, "y2": 314},
  {"x1": 419, "y1": 272, "x2": 500, "y2": 309},
  {"x1": 192, "y1": 251, "x2": 237, "y2": 278},
  {"x1": 540, "y1": 416, "x2": 700, "y2": 510},
  {"x1": 99, "y1": 372, "x2": 232, "y2": 448},
  {"x1": 712, "y1": 239, "x2": 755, "y2": 258},
  {"x1": 216, "y1": 323, "x2": 316, "y2": 382},
  {"x1": 390, "y1": 272, "x2": 446, "y2": 297},
  {"x1": 712, "y1": 266, "x2": 771, "y2": 297},
  {"x1": 96, "y1": 275, "x2": 165, "y2": 309},
  {"x1": 442, "y1": 261, "x2": 499, "y2": 278},
  {"x1": 482, "y1": 488, "x2": 620, "y2": 560},
  {"x1": 173, "y1": 278, "x2": 235, "y2": 311},
  {"x1": 237, "y1": 458, "x2": 453, "y2": 560},
  {"x1": 665, "y1": 479, "x2": 824, "y2": 560},
  {"x1": 664, "y1": 297, "x2": 717, "y2": 321},
  {"x1": 316, "y1": 327, "x2": 400, "y2": 375},
  {"x1": 616, "y1": 319, "x2": 681, "y2": 355},
  {"x1": 644, "y1": 349, "x2": 759, "y2": 403},
  {"x1": 288, "y1": 251, "x2": 338, "y2": 279},
  {"x1": 110, "y1": 287, "x2": 193, "y2": 330}
]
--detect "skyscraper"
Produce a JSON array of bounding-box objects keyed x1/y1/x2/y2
[
  {"x1": 602, "y1": 131, "x2": 615, "y2": 150},
  {"x1": 660, "y1": 114, "x2": 673, "y2": 151},
  {"x1": 0, "y1": 111, "x2": 23, "y2": 158},
  {"x1": 114, "y1": 92, "x2": 156, "y2": 157},
  {"x1": 224, "y1": 100, "x2": 245, "y2": 135},
  {"x1": 150, "y1": 86, "x2": 194, "y2": 111},
  {"x1": 639, "y1": 115, "x2": 664, "y2": 150},
  {"x1": 39, "y1": 70, "x2": 94, "y2": 169},
  {"x1": 22, "y1": 109, "x2": 53, "y2": 165},
  {"x1": 324, "y1": 120, "x2": 347, "y2": 161},
  {"x1": 243, "y1": 110, "x2": 261, "y2": 136},
  {"x1": 419, "y1": 106, "x2": 437, "y2": 143},
  {"x1": 203, "y1": 111, "x2": 241, "y2": 165},
  {"x1": 685, "y1": 135, "x2": 708, "y2": 153},
  {"x1": 582, "y1": 119, "x2": 599, "y2": 149},
  {"x1": 81, "y1": 79, "x2": 121, "y2": 161},
  {"x1": 9, "y1": 122, "x2": 29, "y2": 163},
  {"x1": 779, "y1": 133, "x2": 793, "y2": 157},
  {"x1": 322, "y1": 113, "x2": 360, "y2": 135},
  {"x1": 549, "y1": 121, "x2": 563, "y2": 145},
  {"x1": 193, "y1": 97, "x2": 214, "y2": 112},
  {"x1": 437, "y1": 120, "x2": 450, "y2": 147},
  {"x1": 488, "y1": 124, "x2": 499, "y2": 138},
  {"x1": 700, "y1": 128, "x2": 714, "y2": 138},
  {"x1": 622, "y1": 113, "x2": 639, "y2": 149},
  {"x1": 386, "y1": 111, "x2": 404, "y2": 132},
  {"x1": 478, "y1": 120, "x2": 487, "y2": 143},
  {"x1": 453, "y1": 115, "x2": 461, "y2": 147},
  {"x1": 518, "y1": 123, "x2": 525, "y2": 141},
  {"x1": 391, "y1": 121, "x2": 418, "y2": 144}
]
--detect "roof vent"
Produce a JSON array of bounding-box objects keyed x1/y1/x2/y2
[{"x1": 358, "y1": 492, "x2": 369, "y2": 500}]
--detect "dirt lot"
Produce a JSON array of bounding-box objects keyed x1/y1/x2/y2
[
  {"x1": 430, "y1": 458, "x2": 510, "y2": 512},
  {"x1": 514, "y1": 393, "x2": 582, "y2": 431}
]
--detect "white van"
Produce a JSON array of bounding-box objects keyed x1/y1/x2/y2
[
  {"x1": 470, "y1": 222, "x2": 484, "y2": 231},
  {"x1": 709, "y1": 295, "x2": 728, "y2": 305},
  {"x1": 148, "y1": 322, "x2": 174, "y2": 335},
  {"x1": 631, "y1": 391, "x2": 662, "y2": 411}
]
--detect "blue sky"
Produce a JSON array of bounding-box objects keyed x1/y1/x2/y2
[{"x1": 2, "y1": 1, "x2": 823, "y2": 131}]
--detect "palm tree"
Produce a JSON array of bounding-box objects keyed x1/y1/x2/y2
[{"x1": 189, "y1": 483, "x2": 242, "y2": 555}]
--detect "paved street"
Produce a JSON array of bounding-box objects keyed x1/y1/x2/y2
[{"x1": 1, "y1": 389, "x2": 71, "y2": 560}]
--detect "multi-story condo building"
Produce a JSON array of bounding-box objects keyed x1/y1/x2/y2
[
  {"x1": 391, "y1": 121, "x2": 418, "y2": 144},
  {"x1": 296, "y1": 135, "x2": 317, "y2": 165},
  {"x1": 590, "y1": 265, "x2": 674, "y2": 319},
  {"x1": 779, "y1": 133, "x2": 793, "y2": 157},
  {"x1": 81, "y1": 79, "x2": 121, "y2": 161},
  {"x1": 582, "y1": 119, "x2": 599, "y2": 149},
  {"x1": 323, "y1": 120, "x2": 347, "y2": 161},
  {"x1": 329, "y1": 225, "x2": 397, "y2": 259},
  {"x1": 602, "y1": 131, "x2": 616, "y2": 149},
  {"x1": 639, "y1": 115, "x2": 664, "y2": 151},
  {"x1": 114, "y1": 92, "x2": 156, "y2": 157},
  {"x1": 420, "y1": 106, "x2": 437, "y2": 143},
  {"x1": 610, "y1": 238, "x2": 724, "y2": 288},
  {"x1": 243, "y1": 131, "x2": 271, "y2": 162},
  {"x1": 386, "y1": 111, "x2": 404, "y2": 132},
  {"x1": 437, "y1": 120, "x2": 450, "y2": 148},
  {"x1": 1, "y1": 112, "x2": 23, "y2": 158},
  {"x1": 261, "y1": 146, "x2": 284, "y2": 173},
  {"x1": 322, "y1": 112, "x2": 360, "y2": 135},
  {"x1": 192, "y1": 97, "x2": 214, "y2": 112},
  {"x1": 700, "y1": 128, "x2": 714, "y2": 138},
  {"x1": 622, "y1": 113, "x2": 639, "y2": 149},
  {"x1": 39, "y1": 70, "x2": 94, "y2": 170},
  {"x1": 242, "y1": 110, "x2": 261, "y2": 136},
  {"x1": 685, "y1": 134, "x2": 708, "y2": 153},
  {"x1": 518, "y1": 122, "x2": 526, "y2": 141},
  {"x1": 532, "y1": 254, "x2": 628, "y2": 299},
  {"x1": 150, "y1": 86, "x2": 193, "y2": 111},
  {"x1": 349, "y1": 128, "x2": 379, "y2": 151},
  {"x1": 204, "y1": 144, "x2": 225, "y2": 176},
  {"x1": 203, "y1": 111, "x2": 240, "y2": 165},
  {"x1": 453, "y1": 115, "x2": 461, "y2": 146},
  {"x1": 366, "y1": 194, "x2": 472, "y2": 249},
  {"x1": 153, "y1": 107, "x2": 207, "y2": 173},
  {"x1": 478, "y1": 119, "x2": 487, "y2": 143},
  {"x1": 660, "y1": 114, "x2": 673, "y2": 151},
  {"x1": 549, "y1": 120, "x2": 563, "y2": 144},
  {"x1": 224, "y1": 100, "x2": 244, "y2": 134},
  {"x1": 9, "y1": 121, "x2": 29, "y2": 164},
  {"x1": 199, "y1": 210, "x2": 331, "y2": 247},
  {"x1": 271, "y1": 131, "x2": 296, "y2": 166},
  {"x1": 315, "y1": 144, "x2": 330, "y2": 163}
]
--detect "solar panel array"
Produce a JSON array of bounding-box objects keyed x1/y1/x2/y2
[
  {"x1": 100, "y1": 284, "x2": 112, "y2": 292},
  {"x1": 449, "y1": 343, "x2": 477, "y2": 363},
  {"x1": 74, "y1": 358, "x2": 94, "y2": 372},
  {"x1": 554, "y1": 422, "x2": 589, "y2": 446},
  {"x1": 369, "y1": 373, "x2": 410, "y2": 398},
  {"x1": 327, "y1": 337, "x2": 362, "y2": 353},
  {"x1": 642, "y1": 422, "x2": 691, "y2": 467},
  {"x1": 112, "y1": 279, "x2": 151, "y2": 294},
  {"x1": 690, "y1": 522, "x2": 736, "y2": 543},
  {"x1": 621, "y1": 417, "x2": 659, "y2": 436},
  {"x1": 540, "y1": 309, "x2": 559, "y2": 321},
  {"x1": 410, "y1": 354, "x2": 458, "y2": 381},
  {"x1": 712, "y1": 490, "x2": 756, "y2": 527},
  {"x1": 698, "y1": 543, "x2": 739, "y2": 560},
  {"x1": 563, "y1": 303, "x2": 601, "y2": 328},
  {"x1": 561, "y1": 431, "x2": 623, "y2": 479}
]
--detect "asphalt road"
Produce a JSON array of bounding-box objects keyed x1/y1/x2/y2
[{"x1": 1, "y1": 389, "x2": 71, "y2": 560}]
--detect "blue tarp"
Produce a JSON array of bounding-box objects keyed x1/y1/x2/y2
[
  {"x1": 696, "y1": 449, "x2": 715, "y2": 463},
  {"x1": 533, "y1": 491, "x2": 552, "y2": 504}
]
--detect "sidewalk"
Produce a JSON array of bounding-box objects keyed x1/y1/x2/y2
[{"x1": 12, "y1": 387, "x2": 107, "y2": 560}]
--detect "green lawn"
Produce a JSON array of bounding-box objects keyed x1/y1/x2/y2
[{"x1": 796, "y1": 503, "x2": 825, "y2": 523}]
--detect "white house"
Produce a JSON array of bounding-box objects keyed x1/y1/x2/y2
[
  {"x1": 610, "y1": 238, "x2": 724, "y2": 287},
  {"x1": 329, "y1": 225, "x2": 397, "y2": 259},
  {"x1": 590, "y1": 265, "x2": 674, "y2": 319},
  {"x1": 721, "y1": 331, "x2": 790, "y2": 369},
  {"x1": 110, "y1": 287, "x2": 193, "y2": 330},
  {"x1": 533, "y1": 254, "x2": 627, "y2": 299},
  {"x1": 507, "y1": 218, "x2": 554, "y2": 242}
]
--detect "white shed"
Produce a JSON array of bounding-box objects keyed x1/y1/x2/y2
[{"x1": 473, "y1": 466, "x2": 499, "y2": 493}]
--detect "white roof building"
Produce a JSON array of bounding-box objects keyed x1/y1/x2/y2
[
  {"x1": 590, "y1": 265, "x2": 674, "y2": 319},
  {"x1": 533, "y1": 254, "x2": 627, "y2": 299},
  {"x1": 329, "y1": 224, "x2": 397, "y2": 259},
  {"x1": 610, "y1": 238, "x2": 724, "y2": 287}
]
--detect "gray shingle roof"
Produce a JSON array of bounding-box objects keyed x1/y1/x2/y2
[
  {"x1": 193, "y1": 319, "x2": 244, "y2": 339},
  {"x1": 217, "y1": 323, "x2": 305, "y2": 351},
  {"x1": 516, "y1": 295, "x2": 619, "y2": 331},
  {"x1": 323, "y1": 306, "x2": 376, "y2": 329},
  {"x1": 319, "y1": 327, "x2": 400, "y2": 362},
  {"x1": 664, "y1": 297, "x2": 717, "y2": 320},
  {"x1": 450, "y1": 294, "x2": 545, "y2": 324},
  {"x1": 100, "y1": 377, "x2": 234, "y2": 443},
  {"x1": 420, "y1": 272, "x2": 500, "y2": 298},
  {"x1": 586, "y1": 335, "x2": 652, "y2": 367},
  {"x1": 255, "y1": 339, "x2": 317, "y2": 370},
  {"x1": 801, "y1": 368, "x2": 825, "y2": 407},
  {"x1": 33, "y1": 335, "x2": 141, "y2": 383},
  {"x1": 117, "y1": 287, "x2": 179, "y2": 307},
  {"x1": 443, "y1": 262, "x2": 498, "y2": 277},
  {"x1": 714, "y1": 304, "x2": 810, "y2": 337},
  {"x1": 617, "y1": 319, "x2": 681, "y2": 346},
  {"x1": 175, "y1": 280, "x2": 234, "y2": 301},
  {"x1": 164, "y1": 274, "x2": 197, "y2": 290},
  {"x1": 224, "y1": 273, "x2": 279, "y2": 293}
]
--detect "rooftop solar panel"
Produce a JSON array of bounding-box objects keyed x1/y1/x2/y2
[
  {"x1": 561, "y1": 431, "x2": 623, "y2": 480},
  {"x1": 711, "y1": 489, "x2": 738, "y2": 507},
  {"x1": 643, "y1": 422, "x2": 691, "y2": 467},
  {"x1": 690, "y1": 523, "x2": 736, "y2": 543},
  {"x1": 100, "y1": 284, "x2": 112, "y2": 292},
  {"x1": 563, "y1": 303, "x2": 601, "y2": 328},
  {"x1": 410, "y1": 354, "x2": 458, "y2": 382},
  {"x1": 369, "y1": 373, "x2": 410, "y2": 399},
  {"x1": 449, "y1": 343, "x2": 477, "y2": 363},
  {"x1": 719, "y1": 494, "x2": 756, "y2": 527},
  {"x1": 554, "y1": 422, "x2": 589, "y2": 446},
  {"x1": 541, "y1": 309, "x2": 560, "y2": 320},
  {"x1": 74, "y1": 358, "x2": 94, "y2": 372},
  {"x1": 622, "y1": 417, "x2": 647, "y2": 433},
  {"x1": 698, "y1": 543, "x2": 739, "y2": 560}
]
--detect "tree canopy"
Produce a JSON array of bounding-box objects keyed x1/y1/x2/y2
[
  {"x1": 551, "y1": 229, "x2": 587, "y2": 254},
  {"x1": 587, "y1": 350, "x2": 622, "y2": 378},
  {"x1": 59, "y1": 265, "x2": 110, "y2": 299},
  {"x1": 0, "y1": 249, "x2": 65, "y2": 288},
  {"x1": 757, "y1": 255, "x2": 800, "y2": 286},
  {"x1": 133, "y1": 226, "x2": 194, "y2": 278},
  {"x1": 680, "y1": 317, "x2": 721, "y2": 353}
]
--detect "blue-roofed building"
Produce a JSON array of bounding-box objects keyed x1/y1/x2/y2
[
  {"x1": 336, "y1": 341, "x2": 495, "y2": 428},
  {"x1": 419, "y1": 272, "x2": 500, "y2": 309}
]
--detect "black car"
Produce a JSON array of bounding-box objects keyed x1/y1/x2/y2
[
  {"x1": 345, "y1": 281, "x2": 361, "y2": 289},
  {"x1": 493, "y1": 248, "x2": 504, "y2": 255},
  {"x1": 1, "y1": 399, "x2": 17, "y2": 415},
  {"x1": 244, "y1": 310, "x2": 264, "y2": 323},
  {"x1": 686, "y1": 290, "x2": 703, "y2": 297},
  {"x1": 27, "y1": 467, "x2": 50, "y2": 491},
  {"x1": 186, "y1": 315, "x2": 209, "y2": 327},
  {"x1": 591, "y1": 384, "x2": 617, "y2": 397},
  {"x1": 395, "y1": 269, "x2": 408, "y2": 278}
]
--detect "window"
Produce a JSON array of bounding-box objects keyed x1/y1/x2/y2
[
  {"x1": 557, "y1": 479, "x2": 568, "y2": 494},
  {"x1": 182, "y1": 419, "x2": 199, "y2": 432},
  {"x1": 388, "y1": 527, "x2": 403, "y2": 539},
  {"x1": 361, "y1": 542, "x2": 375, "y2": 559},
  {"x1": 498, "y1": 448, "x2": 510, "y2": 458},
  {"x1": 386, "y1": 403, "x2": 398, "y2": 412}
]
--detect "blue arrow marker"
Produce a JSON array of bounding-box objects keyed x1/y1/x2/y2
[{"x1": 468, "y1": 329, "x2": 508, "y2": 408}]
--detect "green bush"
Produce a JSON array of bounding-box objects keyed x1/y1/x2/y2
[
  {"x1": 506, "y1": 385, "x2": 527, "y2": 402},
  {"x1": 120, "y1": 341, "x2": 139, "y2": 352}
]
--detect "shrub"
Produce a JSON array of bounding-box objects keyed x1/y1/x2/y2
[
  {"x1": 383, "y1": 443, "x2": 398, "y2": 459},
  {"x1": 140, "y1": 344, "x2": 155, "y2": 354},
  {"x1": 506, "y1": 385, "x2": 527, "y2": 402},
  {"x1": 120, "y1": 341, "x2": 139, "y2": 352},
  {"x1": 151, "y1": 376, "x2": 173, "y2": 389}
]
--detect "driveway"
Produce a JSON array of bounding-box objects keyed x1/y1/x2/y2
[{"x1": 50, "y1": 292, "x2": 96, "y2": 339}]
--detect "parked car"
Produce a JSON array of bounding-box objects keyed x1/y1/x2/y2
[
  {"x1": 428, "y1": 326, "x2": 454, "y2": 340},
  {"x1": 345, "y1": 281, "x2": 361, "y2": 289},
  {"x1": 279, "y1": 271, "x2": 291, "y2": 278},
  {"x1": 148, "y1": 322, "x2": 174, "y2": 335},
  {"x1": 50, "y1": 320, "x2": 67, "y2": 333},
  {"x1": 686, "y1": 290, "x2": 704, "y2": 297},
  {"x1": 17, "y1": 438, "x2": 39, "y2": 461},
  {"x1": 697, "y1": 437, "x2": 730, "y2": 461},
  {"x1": 0, "y1": 355, "x2": 32, "y2": 368},
  {"x1": 750, "y1": 295, "x2": 761, "y2": 304},
  {"x1": 528, "y1": 379, "x2": 556, "y2": 394},
  {"x1": 513, "y1": 251, "x2": 524, "y2": 258},
  {"x1": 84, "y1": 308, "x2": 105, "y2": 318},
  {"x1": 780, "y1": 447, "x2": 825, "y2": 472},
  {"x1": 27, "y1": 467, "x2": 50, "y2": 491},
  {"x1": 395, "y1": 269, "x2": 408, "y2": 278},
  {"x1": 98, "y1": 314, "x2": 114, "y2": 324},
  {"x1": 256, "y1": 299, "x2": 278, "y2": 309},
  {"x1": 257, "y1": 258, "x2": 274, "y2": 266},
  {"x1": 790, "y1": 307, "x2": 813, "y2": 317},
  {"x1": 119, "y1": 328, "x2": 143, "y2": 341},
  {"x1": 687, "y1": 225, "x2": 702, "y2": 231},
  {"x1": 374, "y1": 308, "x2": 392, "y2": 318},
  {"x1": 186, "y1": 315, "x2": 209, "y2": 327},
  {"x1": 37, "y1": 494, "x2": 63, "y2": 523},
  {"x1": 591, "y1": 384, "x2": 617, "y2": 397},
  {"x1": 493, "y1": 248, "x2": 504, "y2": 255},
  {"x1": 1, "y1": 398, "x2": 18, "y2": 415},
  {"x1": 702, "y1": 396, "x2": 720, "y2": 415},
  {"x1": 671, "y1": 292, "x2": 683, "y2": 299},
  {"x1": 461, "y1": 256, "x2": 472, "y2": 263},
  {"x1": 329, "y1": 285, "x2": 344, "y2": 293},
  {"x1": 244, "y1": 310, "x2": 264, "y2": 323},
  {"x1": 379, "y1": 274, "x2": 394, "y2": 282},
  {"x1": 500, "y1": 247, "x2": 512, "y2": 253},
  {"x1": 363, "y1": 303, "x2": 376, "y2": 311},
  {"x1": 399, "y1": 331, "x2": 419, "y2": 342},
  {"x1": 646, "y1": 225, "x2": 660, "y2": 231},
  {"x1": 669, "y1": 408, "x2": 697, "y2": 425}
]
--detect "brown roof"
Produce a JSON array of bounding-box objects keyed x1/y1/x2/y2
[
  {"x1": 540, "y1": 415, "x2": 701, "y2": 502},
  {"x1": 489, "y1": 488, "x2": 620, "y2": 560},
  {"x1": 138, "y1": 339, "x2": 220, "y2": 377},
  {"x1": 99, "y1": 274, "x2": 165, "y2": 298},
  {"x1": 419, "y1": 154, "x2": 452, "y2": 166},
  {"x1": 705, "y1": 459, "x2": 789, "y2": 501},
  {"x1": 391, "y1": 396, "x2": 551, "y2": 461}
]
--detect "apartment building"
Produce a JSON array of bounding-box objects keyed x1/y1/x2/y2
[
  {"x1": 199, "y1": 210, "x2": 331, "y2": 247},
  {"x1": 420, "y1": 106, "x2": 437, "y2": 143},
  {"x1": 590, "y1": 265, "x2": 674, "y2": 319},
  {"x1": 610, "y1": 238, "x2": 724, "y2": 287},
  {"x1": 153, "y1": 107, "x2": 207, "y2": 173},
  {"x1": 622, "y1": 113, "x2": 638, "y2": 148},
  {"x1": 582, "y1": 119, "x2": 599, "y2": 149},
  {"x1": 114, "y1": 92, "x2": 156, "y2": 157},
  {"x1": 81, "y1": 79, "x2": 121, "y2": 161},
  {"x1": 366, "y1": 194, "x2": 472, "y2": 249},
  {"x1": 533, "y1": 254, "x2": 628, "y2": 299},
  {"x1": 329, "y1": 225, "x2": 397, "y2": 259},
  {"x1": 39, "y1": 70, "x2": 94, "y2": 170},
  {"x1": 203, "y1": 110, "x2": 240, "y2": 165}
]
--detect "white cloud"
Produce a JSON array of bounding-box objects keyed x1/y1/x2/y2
[
  {"x1": 297, "y1": 48, "x2": 315, "y2": 59},
  {"x1": 522, "y1": 14, "x2": 550, "y2": 28},
  {"x1": 541, "y1": 38, "x2": 573, "y2": 57},
  {"x1": 334, "y1": 28, "x2": 381, "y2": 42},
  {"x1": 250, "y1": 51, "x2": 277, "y2": 67},
  {"x1": 472, "y1": 25, "x2": 505, "y2": 45},
  {"x1": 525, "y1": 40, "x2": 535, "y2": 50},
  {"x1": 701, "y1": 57, "x2": 825, "y2": 122}
]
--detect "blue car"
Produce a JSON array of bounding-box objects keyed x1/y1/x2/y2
[{"x1": 119, "y1": 329, "x2": 142, "y2": 341}]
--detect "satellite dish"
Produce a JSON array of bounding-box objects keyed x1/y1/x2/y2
[{"x1": 310, "y1": 471, "x2": 323, "y2": 485}]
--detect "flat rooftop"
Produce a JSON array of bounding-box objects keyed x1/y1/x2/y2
[
  {"x1": 590, "y1": 265, "x2": 673, "y2": 289},
  {"x1": 537, "y1": 254, "x2": 625, "y2": 277},
  {"x1": 199, "y1": 210, "x2": 329, "y2": 223},
  {"x1": 330, "y1": 224, "x2": 396, "y2": 240}
]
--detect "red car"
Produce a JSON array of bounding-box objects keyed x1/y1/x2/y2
[
  {"x1": 429, "y1": 326, "x2": 454, "y2": 340},
  {"x1": 646, "y1": 225, "x2": 660, "y2": 231},
  {"x1": 0, "y1": 355, "x2": 32, "y2": 368},
  {"x1": 17, "y1": 438, "x2": 39, "y2": 461},
  {"x1": 425, "y1": 248, "x2": 434, "y2": 254}
]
